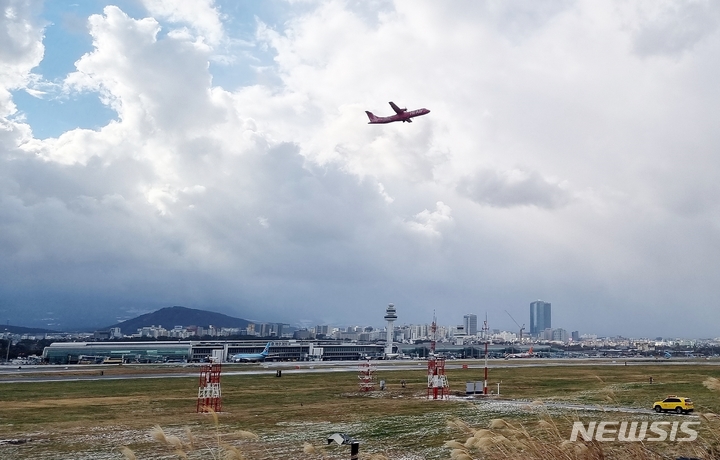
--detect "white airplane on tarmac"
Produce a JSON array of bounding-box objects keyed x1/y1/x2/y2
[{"x1": 505, "y1": 347, "x2": 534, "y2": 359}]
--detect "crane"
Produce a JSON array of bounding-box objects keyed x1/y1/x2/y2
[{"x1": 505, "y1": 310, "x2": 525, "y2": 341}]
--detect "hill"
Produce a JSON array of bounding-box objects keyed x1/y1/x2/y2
[
  {"x1": 105, "y1": 306, "x2": 252, "y2": 335},
  {"x1": 1, "y1": 325, "x2": 59, "y2": 335}
]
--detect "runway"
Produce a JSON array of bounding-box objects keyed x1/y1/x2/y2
[{"x1": 1, "y1": 357, "x2": 717, "y2": 384}]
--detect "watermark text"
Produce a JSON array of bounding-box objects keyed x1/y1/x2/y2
[{"x1": 569, "y1": 421, "x2": 699, "y2": 442}]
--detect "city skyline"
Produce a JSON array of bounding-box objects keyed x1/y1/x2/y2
[
  {"x1": 3, "y1": 299, "x2": 684, "y2": 342},
  {"x1": 0, "y1": 296, "x2": 709, "y2": 339},
  {"x1": 3, "y1": 298, "x2": 715, "y2": 343}
]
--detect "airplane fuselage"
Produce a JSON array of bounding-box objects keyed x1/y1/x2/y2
[
  {"x1": 505, "y1": 353, "x2": 532, "y2": 359},
  {"x1": 232, "y1": 354, "x2": 265, "y2": 363},
  {"x1": 504, "y1": 347, "x2": 534, "y2": 359},
  {"x1": 365, "y1": 104, "x2": 430, "y2": 124}
]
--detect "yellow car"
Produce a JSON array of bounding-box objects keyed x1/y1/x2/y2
[{"x1": 653, "y1": 395, "x2": 694, "y2": 414}]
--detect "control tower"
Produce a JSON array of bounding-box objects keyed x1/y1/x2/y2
[{"x1": 384, "y1": 303, "x2": 397, "y2": 356}]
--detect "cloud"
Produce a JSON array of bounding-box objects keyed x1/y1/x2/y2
[
  {"x1": 457, "y1": 168, "x2": 571, "y2": 209},
  {"x1": 141, "y1": 0, "x2": 225, "y2": 47},
  {"x1": 405, "y1": 201, "x2": 453, "y2": 237},
  {"x1": 0, "y1": 0, "x2": 44, "y2": 88},
  {"x1": 3, "y1": 1, "x2": 720, "y2": 337},
  {"x1": 628, "y1": 0, "x2": 720, "y2": 57},
  {"x1": 0, "y1": 0, "x2": 45, "y2": 130},
  {"x1": 64, "y1": 6, "x2": 223, "y2": 138}
]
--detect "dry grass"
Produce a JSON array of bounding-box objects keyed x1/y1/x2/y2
[
  {"x1": 436, "y1": 364, "x2": 720, "y2": 460},
  {"x1": 703, "y1": 376, "x2": 720, "y2": 392},
  {"x1": 444, "y1": 414, "x2": 720, "y2": 460},
  {"x1": 120, "y1": 411, "x2": 260, "y2": 460},
  {"x1": 118, "y1": 445, "x2": 137, "y2": 459},
  {"x1": 1, "y1": 362, "x2": 720, "y2": 458}
]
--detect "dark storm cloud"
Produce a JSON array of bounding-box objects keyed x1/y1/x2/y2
[{"x1": 0, "y1": 134, "x2": 404, "y2": 328}]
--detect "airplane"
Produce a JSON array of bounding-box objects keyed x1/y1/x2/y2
[
  {"x1": 230, "y1": 342, "x2": 273, "y2": 363},
  {"x1": 365, "y1": 102, "x2": 430, "y2": 124},
  {"x1": 504, "y1": 347, "x2": 534, "y2": 359}
]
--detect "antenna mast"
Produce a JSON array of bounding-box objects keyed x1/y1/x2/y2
[
  {"x1": 505, "y1": 310, "x2": 525, "y2": 341},
  {"x1": 482, "y1": 314, "x2": 489, "y2": 395},
  {"x1": 426, "y1": 310, "x2": 449, "y2": 400},
  {"x1": 430, "y1": 310, "x2": 437, "y2": 355}
]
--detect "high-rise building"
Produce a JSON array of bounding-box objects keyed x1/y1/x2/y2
[
  {"x1": 463, "y1": 314, "x2": 478, "y2": 336},
  {"x1": 258, "y1": 323, "x2": 271, "y2": 336},
  {"x1": 552, "y1": 328, "x2": 568, "y2": 342},
  {"x1": 530, "y1": 300, "x2": 551, "y2": 336}
]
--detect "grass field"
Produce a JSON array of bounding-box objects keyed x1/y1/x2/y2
[{"x1": 1, "y1": 361, "x2": 720, "y2": 459}]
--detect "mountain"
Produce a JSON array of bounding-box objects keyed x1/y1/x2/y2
[
  {"x1": 105, "y1": 306, "x2": 252, "y2": 335},
  {"x1": 1, "y1": 325, "x2": 60, "y2": 334}
]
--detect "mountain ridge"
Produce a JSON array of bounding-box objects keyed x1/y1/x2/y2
[
  {"x1": 105, "y1": 306, "x2": 252, "y2": 335},
  {"x1": 1, "y1": 325, "x2": 59, "y2": 334}
]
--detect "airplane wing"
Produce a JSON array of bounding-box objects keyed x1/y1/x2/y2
[
  {"x1": 389, "y1": 101, "x2": 406, "y2": 114},
  {"x1": 406, "y1": 118, "x2": 412, "y2": 123}
]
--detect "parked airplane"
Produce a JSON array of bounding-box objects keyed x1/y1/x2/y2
[
  {"x1": 505, "y1": 347, "x2": 534, "y2": 359},
  {"x1": 365, "y1": 102, "x2": 430, "y2": 124},
  {"x1": 230, "y1": 342, "x2": 273, "y2": 362}
]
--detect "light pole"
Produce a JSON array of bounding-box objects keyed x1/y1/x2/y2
[{"x1": 5, "y1": 333, "x2": 10, "y2": 363}]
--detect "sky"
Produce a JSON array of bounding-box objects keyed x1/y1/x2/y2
[{"x1": 2, "y1": 0, "x2": 720, "y2": 337}]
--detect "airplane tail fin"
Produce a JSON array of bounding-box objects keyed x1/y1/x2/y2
[
  {"x1": 365, "y1": 111, "x2": 379, "y2": 123},
  {"x1": 528, "y1": 347, "x2": 533, "y2": 354},
  {"x1": 262, "y1": 342, "x2": 272, "y2": 355}
]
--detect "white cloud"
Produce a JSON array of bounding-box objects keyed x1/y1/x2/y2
[
  {"x1": 377, "y1": 182, "x2": 393, "y2": 204},
  {"x1": 0, "y1": 0, "x2": 44, "y2": 89},
  {"x1": 64, "y1": 6, "x2": 224, "y2": 138},
  {"x1": 141, "y1": 0, "x2": 225, "y2": 47},
  {"x1": 405, "y1": 201, "x2": 453, "y2": 238},
  {"x1": 0, "y1": 0, "x2": 45, "y2": 145}
]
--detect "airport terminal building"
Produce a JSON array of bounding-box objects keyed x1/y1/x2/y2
[{"x1": 42, "y1": 340, "x2": 392, "y2": 364}]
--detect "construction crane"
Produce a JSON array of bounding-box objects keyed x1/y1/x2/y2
[{"x1": 505, "y1": 310, "x2": 525, "y2": 341}]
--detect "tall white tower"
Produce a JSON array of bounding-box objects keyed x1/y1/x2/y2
[{"x1": 384, "y1": 303, "x2": 397, "y2": 356}]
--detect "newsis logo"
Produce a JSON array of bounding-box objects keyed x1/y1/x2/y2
[{"x1": 570, "y1": 421, "x2": 700, "y2": 442}]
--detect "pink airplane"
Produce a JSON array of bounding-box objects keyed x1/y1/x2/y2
[{"x1": 365, "y1": 102, "x2": 430, "y2": 124}]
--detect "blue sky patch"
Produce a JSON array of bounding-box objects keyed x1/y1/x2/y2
[{"x1": 12, "y1": 89, "x2": 117, "y2": 139}]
